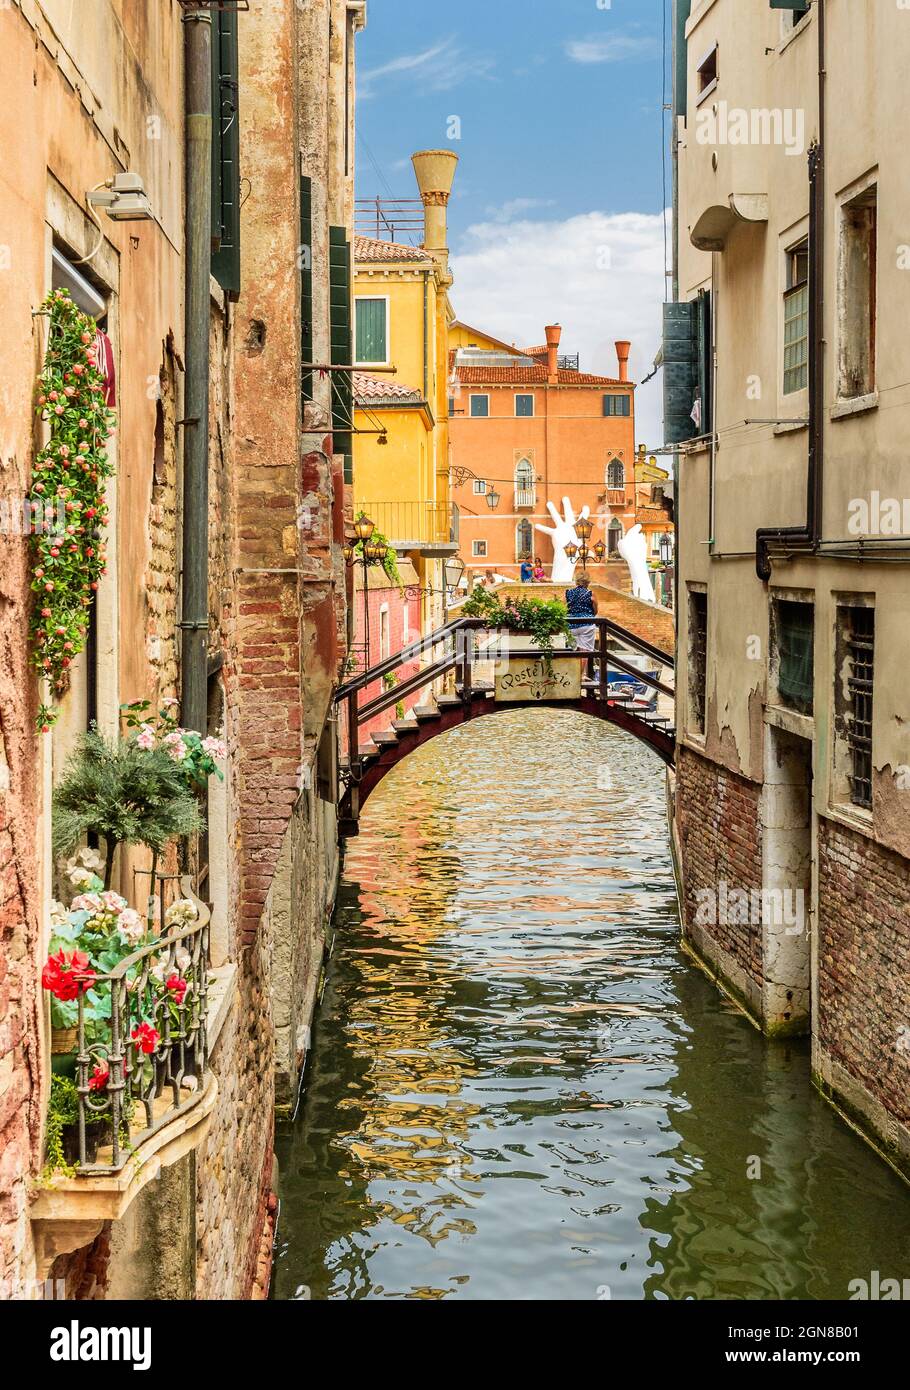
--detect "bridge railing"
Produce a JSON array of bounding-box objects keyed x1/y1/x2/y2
[{"x1": 337, "y1": 615, "x2": 674, "y2": 780}]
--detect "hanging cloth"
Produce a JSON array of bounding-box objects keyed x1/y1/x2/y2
[{"x1": 93, "y1": 328, "x2": 116, "y2": 407}]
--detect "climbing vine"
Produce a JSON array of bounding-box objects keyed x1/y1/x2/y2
[{"x1": 29, "y1": 289, "x2": 116, "y2": 731}]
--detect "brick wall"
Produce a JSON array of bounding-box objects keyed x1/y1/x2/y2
[
  {"x1": 817, "y1": 815, "x2": 910, "y2": 1127},
  {"x1": 676, "y1": 743, "x2": 763, "y2": 988}
]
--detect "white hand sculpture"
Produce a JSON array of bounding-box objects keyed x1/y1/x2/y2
[
  {"x1": 536, "y1": 497, "x2": 591, "y2": 584},
  {"x1": 617, "y1": 523, "x2": 656, "y2": 602}
]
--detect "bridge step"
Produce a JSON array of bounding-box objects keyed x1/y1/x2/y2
[
  {"x1": 435, "y1": 693, "x2": 464, "y2": 709},
  {"x1": 371, "y1": 730, "x2": 399, "y2": 747},
  {"x1": 392, "y1": 719, "x2": 418, "y2": 734},
  {"x1": 413, "y1": 704, "x2": 441, "y2": 722}
]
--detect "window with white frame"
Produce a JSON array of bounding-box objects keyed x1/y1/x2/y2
[
  {"x1": 515, "y1": 393, "x2": 534, "y2": 417},
  {"x1": 516, "y1": 519, "x2": 533, "y2": 560},
  {"x1": 379, "y1": 603, "x2": 390, "y2": 661},
  {"x1": 470, "y1": 395, "x2": 490, "y2": 418},
  {"x1": 472, "y1": 540, "x2": 488, "y2": 558},
  {"x1": 473, "y1": 479, "x2": 487, "y2": 496},
  {"x1": 355, "y1": 297, "x2": 388, "y2": 364},
  {"x1": 607, "y1": 517, "x2": 624, "y2": 556},
  {"x1": 783, "y1": 238, "x2": 809, "y2": 394},
  {"x1": 606, "y1": 458, "x2": 625, "y2": 490},
  {"x1": 514, "y1": 458, "x2": 535, "y2": 507}
]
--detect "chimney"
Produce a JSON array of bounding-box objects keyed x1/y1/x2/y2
[
  {"x1": 615, "y1": 340, "x2": 631, "y2": 382},
  {"x1": 411, "y1": 149, "x2": 459, "y2": 272},
  {"x1": 545, "y1": 324, "x2": 562, "y2": 384}
]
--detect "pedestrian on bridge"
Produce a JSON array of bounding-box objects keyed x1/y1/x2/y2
[{"x1": 565, "y1": 573, "x2": 598, "y2": 656}]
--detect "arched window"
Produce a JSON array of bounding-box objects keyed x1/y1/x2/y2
[
  {"x1": 516, "y1": 519, "x2": 533, "y2": 560},
  {"x1": 607, "y1": 517, "x2": 624, "y2": 556},
  {"x1": 514, "y1": 458, "x2": 535, "y2": 508},
  {"x1": 607, "y1": 458, "x2": 624, "y2": 490}
]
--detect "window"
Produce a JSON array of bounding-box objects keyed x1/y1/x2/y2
[
  {"x1": 783, "y1": 238, "x2": 809, "y2": 394},
  {"x1": 329, "y1": 227, "x2": 352, "y2": 483},
  {"x1": 516, "y1": 519, "x2": 533, "y2": 560},
  {"x1": 448, "y1": 396, "x2": 456, "y2": 414},
  {"x1": 515, "y1": 394, "x2": 534, "y2": 417},
  {"x1": 837, "y1": 605, "x2": 874, "y2": 809},
  {"x1": 688, "y1": 590, "x2": 708, "y2": 734},
  {"x1": 470, "y1": 395, "x2": 490, "y2": 418},
  {"x1": 355, "y1": 297, "x2": 388, "y2": 364},
  {"x1": 514, "y1": 459, "x2": 535, "y2": 508},
  {"x1": 607, "y1": 517, "x2": 623, "y2": 556},
  {"x1": 603, "y1": 394, "x2": 631, "y2": 417},
  {"x1": 774, "y1": 599, "x2": 814, "y2": 715},
  {"x1": 607, "y1": 458, "x2": 625, "y2": 490},
  {"x1": 379, "y1": 604, "x2": 390, "y2": 662},
  {"x1": 473, "y1": 479, "x2": 487, "y2": 496},
  {"x1": 776, "y1": 1, "x2": 810, "y2": 36},
  {"x1": 838, "y1": 185, "x2": 877, "y2": 400},
  {"x1": 696, "y1": 45, "x2": 718, "y2": 102},
  {"x1": 472, "y1": 540, "x2": 488, "y2": 558}
]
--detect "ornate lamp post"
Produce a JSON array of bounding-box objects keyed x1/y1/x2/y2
[
  {"x1": 486, "y1": 487, "x2": 500, "y2": 511},
  {"x1": 565, "y1": 518, "x2": 606, "y2": 574},
  {"x1": 345, "y1": 514, "x2": 388, "y2": 669}
]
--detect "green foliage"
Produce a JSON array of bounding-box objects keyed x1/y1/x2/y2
[
  {"x1": 44, "y1": 1074, "x2": 80, "y2": 1177},
  {"x1": 30, "y1": 290, "x2": 116, "y2": 730},
  {"x1": 52, "y1": 729, "x2": 203, "y2": 883},
  {"x1": 462, "y1": 588, "x2": 575, "y2": 653},
  {"x1": 354, "y1": 514, "x2": 401, "y2": 586}
]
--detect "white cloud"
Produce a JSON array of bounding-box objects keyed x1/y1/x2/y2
[
  {"x1": 360, "y1": 37, "x2": 495, "y2": 99},
  {"x1": 565, "y1": 35, "x2": 660, "y2": 65},
  {"x1": 450, "y1": 209, "x2": 668, "y2": 447},
  {"x1": 484, "y1": 197, "x2": 555, "y2": 223}
]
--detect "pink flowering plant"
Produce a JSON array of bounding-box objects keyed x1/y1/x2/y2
[
  {"x1": 121, "y1": 699, "x2": 227, "y2": 791},
  {"x1": 30, "y1": 289, "x2": 115, "y2": 731}
]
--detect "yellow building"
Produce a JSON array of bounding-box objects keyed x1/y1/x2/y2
[{"x1": 352, "y1": 150, "x2": 458, "y2": 645}]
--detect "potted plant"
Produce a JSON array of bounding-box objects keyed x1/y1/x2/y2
[
  {"x1": 462, "y1": 587, "x2": 576, "y2": 662},
  {"x1": 52, "y1": 728, "x2": 204, "y2": 890}
]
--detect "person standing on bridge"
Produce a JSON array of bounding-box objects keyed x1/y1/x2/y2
[{"x1": 565, "y1": 573, "x2": 598, "y2": 657}]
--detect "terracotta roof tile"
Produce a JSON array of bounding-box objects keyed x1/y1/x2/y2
[
  {"x1": 353, "y1": 371, "x2": 423, "y2": 404},
  {"x1": 354, "y1": 235, "x2": 430, "y2": 264},
  {"x1": 454, "y1": 365, "x2": 630, "y2": 387}
]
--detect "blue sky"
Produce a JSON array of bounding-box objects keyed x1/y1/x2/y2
[{"x1": 356, "y1": 0, "x2": 671, "y2": 443}]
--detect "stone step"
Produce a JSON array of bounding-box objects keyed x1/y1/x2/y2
[
  {"x1": 371, "y1": 730, "x2": 399, "y2": 747},
  {"x1": 413, "y1": 704, "x2": 441, "y2": 722},
  {"x1": 435, "y1": 693, "x2": 464, "y2": 709},
  {"x1": 392, "y1": 720, "x2": 418, "y2": 734}
]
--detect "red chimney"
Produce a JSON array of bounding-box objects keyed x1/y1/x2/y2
[
  {"x1": 545, "y1": 324, "x2": 562, "y2": 384},
  {"x1": 615, "y1": 340, "x2": 631, "y2": 382}
]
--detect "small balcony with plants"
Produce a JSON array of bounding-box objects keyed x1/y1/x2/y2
[{"x1": 30, "y1": 711, "x2": 230, "y2": 1276}]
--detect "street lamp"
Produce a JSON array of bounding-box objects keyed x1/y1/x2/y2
[
  {"x1": 659, "y1": 533, "x2": 674, "y2": 567},
  {"x1": 486, "y1": 487, "x2": 500, "y2": 510},
  {"x1": 345, "y1": 514, "x2": 388, "y2": 668},
  {"x1": 444, "y1": 554, "x2": 466, "y2": 594},
  {"x1": 568, "y1": 517, "x2": 601, "y2": 573}
]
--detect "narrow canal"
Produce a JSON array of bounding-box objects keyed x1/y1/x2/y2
[{"x1": 274, "y1": 709, "x2": 910, "y2": 1301}]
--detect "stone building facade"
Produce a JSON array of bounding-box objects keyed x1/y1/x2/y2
[
  {"x1": 0, "y1": 0, "x2": 361, "y2": 1299},
  {"x1": 668, "y1": 0, "x2": 910, "y2": 1177}
]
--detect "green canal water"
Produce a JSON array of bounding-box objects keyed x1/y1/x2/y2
[{"x1": 274, "y1": 709, "x2": 910, "y2": 1301}]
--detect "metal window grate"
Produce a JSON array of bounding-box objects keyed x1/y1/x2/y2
[
  {"x1": 846, "y1": 606, "x2": 874, "y2": 809},
  {"x1": 689, "y1": 592, "x2": 708, "y2": 733}
]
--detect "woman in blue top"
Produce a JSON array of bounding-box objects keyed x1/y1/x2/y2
[{"x1": 565, "y1": 573, "x2": 598, "y2": 652}]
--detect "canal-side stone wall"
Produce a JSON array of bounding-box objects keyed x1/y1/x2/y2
[
  {"x1": 814, "y1": 816, "x2": 910, "y2": 1175},
  {"x1": 675, "y1": 744, "x2": 764, "y2": 1017}
]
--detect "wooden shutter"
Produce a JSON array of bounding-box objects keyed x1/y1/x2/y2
[
  {"x1": 329, "y1": 227, "x2": 353, "y2": 483},
  {"x1": 211, "y1": 9, "x2": 241, "y2": 299},
  {"x1": 301, "y1": 176, "x2": 313, "y2": 407},
  {"x1": 662, "y1": 301, "x2": 698, "y2": 444},
  {"x1": 356, "y1": 299, "x2": 387, "y2": 363}
]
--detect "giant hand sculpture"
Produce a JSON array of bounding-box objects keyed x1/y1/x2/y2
[
  {"x1": 536, "y1": 498, "x2": 591, "y2": 584},
  {"x1": 617, "y1": 523, "x2": 656, "y2": 602}
]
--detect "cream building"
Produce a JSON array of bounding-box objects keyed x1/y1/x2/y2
[{"x1": 668, "y1": 0, "x2": 910, "y2": 1176}]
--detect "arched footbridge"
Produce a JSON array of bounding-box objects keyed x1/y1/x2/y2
[{"x1": 335, "y1": 615, "x2": 676, "y2": 837}]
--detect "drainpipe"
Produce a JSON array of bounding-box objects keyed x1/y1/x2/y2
[
  {"x1": 180, "y1": 4, "x2": 212, "y2": 734},
  {"x1": 755, "y1": 0, "x2": 825, "y2": 581}
]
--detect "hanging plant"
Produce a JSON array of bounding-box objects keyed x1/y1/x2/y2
[{"x1": 29, "y1": 288, "x2": 115, "y2": 731}]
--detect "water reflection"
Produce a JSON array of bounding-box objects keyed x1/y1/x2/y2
[{"x1": 275, "y1": 709, "x2": 910, "y2": 1301}]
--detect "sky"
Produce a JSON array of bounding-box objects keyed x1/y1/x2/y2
[{"x1": 355, "y1": 0, "x2": 671, "y2": 446}]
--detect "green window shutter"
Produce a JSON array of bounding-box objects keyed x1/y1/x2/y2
[
  {"x1": 329, "y1": 226, "x2": 352, "y2": 483},
  {"x1": 662, "y1": 301, "x2": 698, "y2": 445},
  {"x1": 355, "y1": 299, "x2": 387, "y2": 363},
  {"x1": 301, "y1": 176, "x2": 313, "y2": 407},
  {"x1": 695, "y1": 289, "x2": 713, "y2": 435},
  {"x1": 211, "y1": 9, "x2": 241, "y2": 299}
]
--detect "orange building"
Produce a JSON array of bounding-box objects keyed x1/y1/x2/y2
[{"x1": 449, "y1": 323, "x2": 639, "y2": 581}]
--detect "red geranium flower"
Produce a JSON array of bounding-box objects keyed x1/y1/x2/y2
[
  {"x1": 165, "y1": 974, "x2": 188, "y2": 1006},
  {"x1": 131, "y1": 1022, "x2": 160, "y2": 1055},
  {"x1": 88, "y1": 1064, "x2": 109, "y2": 1092},
  {"x1": 40, "y1": 948, "x2": 96, "y2": 1002}
]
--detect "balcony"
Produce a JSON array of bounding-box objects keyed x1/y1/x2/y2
[
  {"x1": 514, "y1": 486, "x2": 536, "y2": 510},
  {"x1": 359, "y1": 500, "x2": 459, "y2": 555},
  {"x1": 30, "y1": 881, "x2": 232, "y2": 1277},
  {"x1": 606, "y1": 489, "x2": 627, "y2": 508}
]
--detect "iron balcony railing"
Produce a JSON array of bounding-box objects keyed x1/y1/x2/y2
[
  {"x1": 71, "y1": 880, "x2": 211, "y2": 1174},
  {"x1": 359, "y1": 500, "x2": 458, "y2": 547}
]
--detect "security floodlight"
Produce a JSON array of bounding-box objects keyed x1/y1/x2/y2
[{"x1": 87, "y1": 173, "x2": 154, "y2": 222}]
